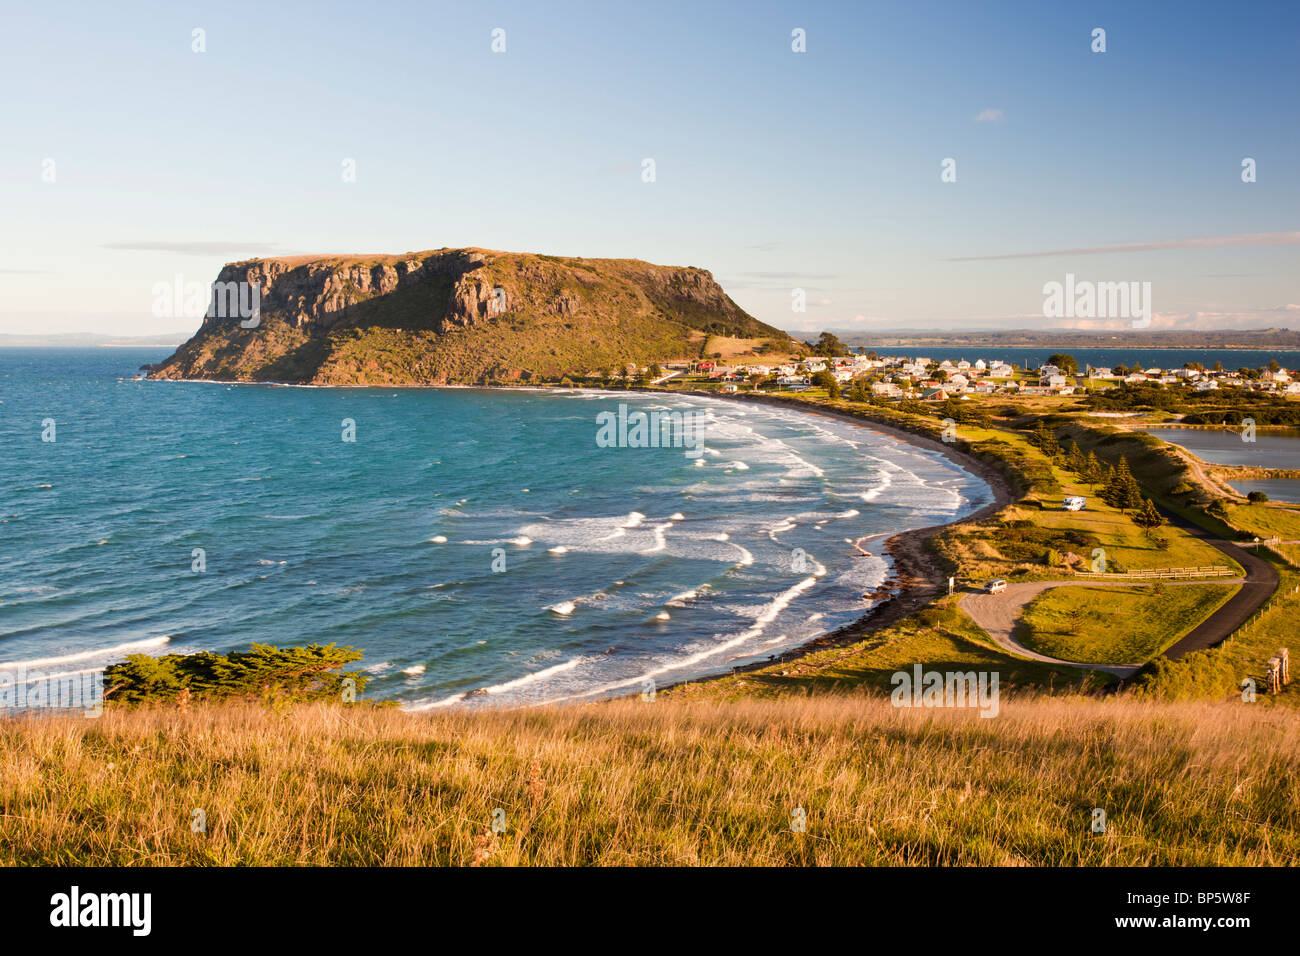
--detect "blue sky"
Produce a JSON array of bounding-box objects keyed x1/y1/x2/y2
[{"x1": 1, "y1": 0, "x2": 1296, "y2": 337}]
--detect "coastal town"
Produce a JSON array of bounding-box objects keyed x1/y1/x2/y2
[{"x1": 646, "y1": 351, "x2": 1300, "y2": 401}]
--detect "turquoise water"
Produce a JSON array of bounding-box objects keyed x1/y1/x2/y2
[{"x1": 0, "y1": 348, "x2": 991, "y2": 707}]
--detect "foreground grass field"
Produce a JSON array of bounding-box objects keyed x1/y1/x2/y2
[
  {"x1": 2, "y1": 696, "x2": 1295, "y2": 866},
  {"x1": 1016, "y1": 583, "x2": 1239, "y2": 665}
]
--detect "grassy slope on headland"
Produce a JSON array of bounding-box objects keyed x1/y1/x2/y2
[{"x1": 3, "y1": 696, "x2": 1297, "y2": 866}]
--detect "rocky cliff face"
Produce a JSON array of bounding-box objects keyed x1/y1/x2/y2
[{"x1": 150, "y1": 248, "x2": 785, "y2": 385}]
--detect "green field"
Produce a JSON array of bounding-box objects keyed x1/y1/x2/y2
[
  {"x1": 1016, "y1": 583, "x2": 1239, "y2": 665},
  {"x1": 1225, "y1": 501, "x2": 1300, "y2": 566}
]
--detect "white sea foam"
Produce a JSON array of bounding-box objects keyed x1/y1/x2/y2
[
  {"x1": 0, "y1": 635, "x2": 171, "y2": 671},
  {"x1": 405, "y1": 655, "x2": 592, "y2": 711},
  {"x1": 547, "y1": 572, "x2": 823, "y2": 705}
]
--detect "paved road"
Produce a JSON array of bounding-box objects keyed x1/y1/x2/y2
[
  {"x1": 958, "y1": 509, "x2": 1279, "y2": 674},
  {"x1": 959, "y1": 578, "x2": 1246, "y2": 678},
  {"x1": 1155, "y1": 509, "x2": 1279, "y2": 660}
]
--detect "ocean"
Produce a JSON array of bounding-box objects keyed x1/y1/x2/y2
[
  {"x1": 0, "y1": 348, "x2": 991, "y2": 707},
  {"x1": 865, "y1": 347, "x2": 1296, "y2": 372}
]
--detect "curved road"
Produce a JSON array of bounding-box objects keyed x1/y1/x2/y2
[
  {"x1": 958, "y1": 514, "x2": 1278, "y2": 675},
  {"x1": 959, "y1": 577, "x2": 1245, "y2": 678},
  {"x1": 1156, "y1": 509, "x2": 1279, "y2": 660}
]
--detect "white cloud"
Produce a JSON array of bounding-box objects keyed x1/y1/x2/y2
[
  {"x1": 946, "y1": 231, "x2": 1300, "y2": 262},
  {"x1": 974, "y1": 108, "x2": 1004, "y2": 123}
]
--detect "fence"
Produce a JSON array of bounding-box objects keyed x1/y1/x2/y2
[{"x1": 1073, "y1": 565, "x2": 1236, "y2": 579}]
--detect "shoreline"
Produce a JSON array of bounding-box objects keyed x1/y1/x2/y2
[
  {"x1": 651, "y1": 391, "x2": 1016, "y2": 690},
  {"x1": 140, "y1": 375, "x2": 1019, "y2": 701}
]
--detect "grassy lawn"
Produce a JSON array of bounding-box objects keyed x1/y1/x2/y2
[
  {"x1": 1225, "y1": 501, "x2": 1300, "y2": 565},
  {"x1": 923, "y1": 421, "x2": 1239, "y2": 581},
  {"x1": 1130, "y1": 563, "x2": 1300, "y2": 706},
  {"x1": 1016, "y1": 583, "x2": 1239, "y2": 665}
]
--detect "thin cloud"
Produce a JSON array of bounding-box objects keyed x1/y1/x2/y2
[
  {"x1": 974, "y1": 108, "x2": 1004, "y2": 122},
  {"x1": 104, "y1": 241, "x2": 282, "y2": 256},
  {"x1": 945, "y1": 231, "x2": 1300, "y2": 262},
  {"x1": 734, "y1": 271, "x2": 840, "y2": 281}
]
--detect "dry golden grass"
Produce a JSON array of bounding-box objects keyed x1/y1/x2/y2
[{"x1": 2, "y1": 694, "x2": 1296, "y2": 866}]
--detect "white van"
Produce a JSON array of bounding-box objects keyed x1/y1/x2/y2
[
  {"x1": 1063, "y1": 496, "x2": 1087, "y2": 511},
  {"x1": 984, "y1": 579, "x2": 1008, "y2": 594}
]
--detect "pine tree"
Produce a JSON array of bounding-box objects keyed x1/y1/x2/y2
[
  {"x1": 1133, "y1": 498, "x2": 1164, "y2": 538},
  {"x1": 1109, "y1": 456, "x2": 1142, "y2": 513},
  {"x1": 1034, "y1": 421, "x2": 1059, "y2": 457},
  {"x1": 1066, "y1": 442, "x2": 1087, "y2": 476},
  {"x1": 1099, "y1": 463, "x2": 1118, "y2": 507},
  {"x1": 1083, "y1": 451, "x2": 1103, "y2": 490}
]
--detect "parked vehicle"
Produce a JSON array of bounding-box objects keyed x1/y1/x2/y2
[
  {"x1": 984, "y1": 579, "x2": 1008, "y2": 594},
  {"x1": 1063, "y1": 496, "x2": 1087, "y2": 511}
]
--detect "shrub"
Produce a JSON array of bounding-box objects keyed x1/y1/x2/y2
[
  {"x1": 104, "y1": 643, "x2": 370, "y2": 706},
  {"x1": 1247, "y1": 490, "x2": 1269, "y2": 503}
]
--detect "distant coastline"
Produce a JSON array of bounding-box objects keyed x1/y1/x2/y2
[{"x1": 840, "y1": 328, "x2": 1300, "y2": 351}]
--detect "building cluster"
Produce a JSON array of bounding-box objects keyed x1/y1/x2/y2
[{"x1": 645, "y1": 354, "x2": 1300, "y2": 401}]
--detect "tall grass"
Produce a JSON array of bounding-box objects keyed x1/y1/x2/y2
[{"x1": 3, "y1": 694, "x2": 1295, "y2": 865}]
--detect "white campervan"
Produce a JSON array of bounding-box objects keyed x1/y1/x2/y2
[{"x1": 1063, "y1": 496, "x2": 1087, "y2": 511}]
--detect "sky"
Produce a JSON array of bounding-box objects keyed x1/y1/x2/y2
[{"x1": 1, "y1": 0, "x2": 1297, "y2": 338}]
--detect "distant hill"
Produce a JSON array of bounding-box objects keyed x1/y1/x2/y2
[
  {"x1": 149, "y1": 249, "x2": 793, "y2": 384},
  {"x1": 840, "y1": 328, "x2": 1300, "y2": 351},
  {"x1": 0, "y1": 333, "x2": 188, "y2": 348}
]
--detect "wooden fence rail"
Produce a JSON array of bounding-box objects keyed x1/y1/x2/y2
[{"x1": 1073, "y1": 566, "x2": 1236, "y2": 579}]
